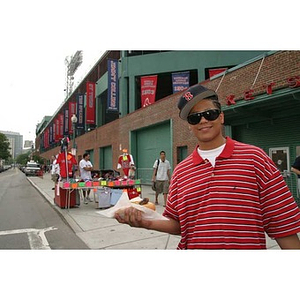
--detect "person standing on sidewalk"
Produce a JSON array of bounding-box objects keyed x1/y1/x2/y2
[
  {"x1": 291, "y1": 155, "x2": 300, "y2": 196},
  {"x1": 151, "y1": 151, "x2": 171, "y2": 207},
  {"x1": 50, "y1": 155, "x2": 60, "y2": 190},
  {"x1": 115, "y1": 84, "x2": 300, "y2": 249},
  {"x1": 79, "y1": 153, "x2": 93, "y2": 204},
  {"x1": 56, "y1": 139, "x2": 77, "y2": 180}
]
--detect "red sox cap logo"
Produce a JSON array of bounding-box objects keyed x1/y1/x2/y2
[{"x1": 183, "y1": 91, "x2": 193, "y2": 101}]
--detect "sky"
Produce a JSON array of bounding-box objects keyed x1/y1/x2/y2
[
  {"x1": 0, "y1": 1, "x2": 107, "y2": 143},
  {"x1": 0, "y1": 1, "x2": 298, "y2": 146}
]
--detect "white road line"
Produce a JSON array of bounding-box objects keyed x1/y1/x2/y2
[{"x1": 0, "y1": 227, "x2": 58, "y2": 249}]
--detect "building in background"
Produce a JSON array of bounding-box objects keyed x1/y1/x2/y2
[
  {"x1": 36, "y1": 50, "x2": 267, "y2": 166},
  {"x1": 24, "y1": 140, "x2": 34, "y2": 149},
  {"x1": 35, "y1": 50, "x2": 300, "y2": 206},
  {"x1": 0, "y1": 130, "x2": 23, "y2": 159}
]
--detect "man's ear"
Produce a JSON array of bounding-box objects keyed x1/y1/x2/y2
[{"x1": 220, "y1": 112, "x2": 225, "y2": 125}]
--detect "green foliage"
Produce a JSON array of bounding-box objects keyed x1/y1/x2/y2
[
  {"x1": 16, "y1": 152, "x2": 45, "y2": 166},
  {"x1": 0, "y1": 133, "x2": 11, "y2": 160},
  {"x1": 32, "y1": 154, "x2": 45, "y2": 165},
  {"x1": 15, "y1": 152, "x2": 31, "y2": 166}
]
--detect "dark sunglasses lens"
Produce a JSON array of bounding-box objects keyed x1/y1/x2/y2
[
  {"x1": 187, "y1": 109, "x2": 220, "y2": 125},
  {"x1": 187, "y1": 114, "x2": 201, "y2": 125},
  {"x1": 204, "y1": 109, "x2": 220, "y2": 121}
]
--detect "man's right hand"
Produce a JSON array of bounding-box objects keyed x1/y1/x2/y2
[{"x1": 115, "y1": 207, "x2": 152, "y2": 228}]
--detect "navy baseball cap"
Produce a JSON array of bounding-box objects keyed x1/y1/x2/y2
[{"x1": 178, "y1": 84, "x2": 218, "y2": 120}]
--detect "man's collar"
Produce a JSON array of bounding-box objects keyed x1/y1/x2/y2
[{"x1": 192, "y1": 137, "x2": 234, "y2": 165}]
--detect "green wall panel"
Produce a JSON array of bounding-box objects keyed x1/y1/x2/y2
[
  {"x1": 232, "y1": 114, "x2": 300, "y2": 204},
  {"x1": 99, "y1": 146, "x2": 112, "y2": 170},
  {"x1": 133, "y1": 121, "x2": 172, "y2": 184}
]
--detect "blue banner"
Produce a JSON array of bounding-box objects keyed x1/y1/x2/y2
[
  {"x1": 107, "y1": 59, "x2": 119, "y2": 112},
  {"x1": 172, "y1": 71, "x2": 190, "y2": 93},
  {"x1": 49, "y1": 124, "x2": 53, "y2": 145},
  {"x1": 64, "y1": 108, "x2": 69, "y2": 136},
  {"x1": 76, "y1": 93, "x2": 85, "y2": 129}
]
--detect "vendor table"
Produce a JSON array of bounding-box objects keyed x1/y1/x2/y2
[{"x1": 56, "y1": 179, "x2": 142, "y2": 209}]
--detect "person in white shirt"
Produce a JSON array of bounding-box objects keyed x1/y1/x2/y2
[
  {"x1": 151, "y1": 151, "x2": 171, "y2": 206},
  {"x1": 50, "y1": 155, "x2": 60, "y2": 190},
  {"x1": 79, "y1": 153, "x2": 93, "y2": 204}
]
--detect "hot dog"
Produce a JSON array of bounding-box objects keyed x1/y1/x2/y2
[{"x1": 131, "y1": 197, "x2": 156, "y2": 211}]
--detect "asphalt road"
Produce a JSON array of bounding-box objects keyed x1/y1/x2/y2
[{"x1": 0, "y1": 168, "x2": 89, "y2": 249}]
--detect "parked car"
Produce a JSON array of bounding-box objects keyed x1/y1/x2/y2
[{"x1": 24, "y1": 161, "x2": 41, "y2": 176}]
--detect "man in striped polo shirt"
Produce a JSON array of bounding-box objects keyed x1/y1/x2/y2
[{"x1": 115, "y1": 84, "x2": 300, "y2": 249}]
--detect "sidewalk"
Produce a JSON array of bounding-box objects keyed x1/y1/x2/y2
[
  {"x1": 27, "y1": 172, "x2": 281, "y2": 250},
  {"x1": 27, "y1": 172, "x2": 181, "y2": 249}
]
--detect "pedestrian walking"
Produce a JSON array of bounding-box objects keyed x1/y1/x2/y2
[
  {"x1": 115, "y1": 84, "x2": 300, "y2": 249},
  {"x1": 50, "y1": 155, "x2": 60, "y2": 190},
  {"x1": 151, "y1": 151, "x2": 171, "y2": 206}
]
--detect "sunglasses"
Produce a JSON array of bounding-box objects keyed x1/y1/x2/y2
[{"x1": 187, "y1": 109, "x2": 221, "y2": 125}]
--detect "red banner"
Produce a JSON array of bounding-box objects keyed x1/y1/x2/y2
[
  {"x1": 54, "y1": 118, "x2": 60, "y2": 142},
  {"x1": 208, "y1": 68, "x2": 227, "y2": 78},
  {"x1": 86, "y1": 82, "x2": 96, "y2": 124},
  {"x1": 44, "y1": 127, "x2": 49, "y2": 149},
  {"x1": 141, "y1": 75, "x2": 157, "y2": 107},
  {"x1": 58, "y1": 113, "x2": 64, "y2": 140},
  {"x1": 68, "y1": 101, "x2": 76, "y2": 133}
]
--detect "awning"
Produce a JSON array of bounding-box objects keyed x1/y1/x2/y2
[{"x1": 222, "y1": 87, "x2": 300, "y2": 127}]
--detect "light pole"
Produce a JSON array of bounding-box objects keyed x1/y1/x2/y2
[{"x1": 71, "y1": 114, "x2": 77, "y2": 156}]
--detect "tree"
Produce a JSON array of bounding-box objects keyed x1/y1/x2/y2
[
  {"x1": 0, "y1": 133, "x2": 11, "y2": 160},
  {"x1": 16, "y1": 152, "x2": 45, "y2": 166},
  {"x1": 16, "y1": 152, "x2": 31, "y2": 166}
]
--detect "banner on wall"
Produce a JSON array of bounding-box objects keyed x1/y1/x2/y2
[
  {"x1": 68, "y1": 101, "x2": 76, "y2": 134},
  {"x1": 107, "y1": 59, "x2": 119, "y2": 112},
  {"x1": 51, "y1": 123, "x2": 55, "y2": 144},
  {"x1": 208, "y1": 68, "x2": 227, "y2": 78},
  {"x1": 141, "y1": 75, "x2": 157, "y2": 107},
  {"x1": 44, "y1": 127, "x2": 49, "y2": 149},
  {"x1": 86, "y1": 82, "x2": 95, "y2": 124},
  {"x1": 55, "y1": 118, "x2": 60, "y2": 142},
  {"x1": 43, "y1": 131, "x2": 45, "y2": 149},
  {"x1": 64, "y1": 108, "x2": 69, "y2": 135},
  {"x1": 49, "y1": 124, "x2": 53, "y2": 145},
  {"x1": 40, "y1": 134, "x2": 44, "y2": 150},
  {"x1": 59, "y1": 113, "x2": 64, "y2": 140},
  {"x1": 76, "y1": 93, "x2": 85, "y2": 129},
  {"x1": 172, "y1": 71, "x2": 190, "y2": 93}
]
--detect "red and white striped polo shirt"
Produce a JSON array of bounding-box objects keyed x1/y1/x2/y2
[{"x1": 163, "y1": 137, "x2": 300, "y2": 249}]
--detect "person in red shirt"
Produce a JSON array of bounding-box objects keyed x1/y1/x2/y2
[
  {"x1": 117, "y1": 149, "x2": 134, "y2": 177},
  {"x1": 115, "y1": 84, "x2": 300, "y2": 249},
  {"x1": 56, "y1": 138, "x2": 77, "y2": 180}
]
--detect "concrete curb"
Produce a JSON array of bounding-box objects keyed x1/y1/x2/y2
[{"x1": 26, "y1": 176, "x2": 85, "y2": 235}]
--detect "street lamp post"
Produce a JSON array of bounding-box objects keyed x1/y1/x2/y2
[{"x1": 71, "y1": 114, "x2": 77, "y2": 156}]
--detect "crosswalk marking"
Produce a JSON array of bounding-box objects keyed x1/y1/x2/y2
[{"x1": 0, "y1": 227, "x2": 58, "y2": 249}]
